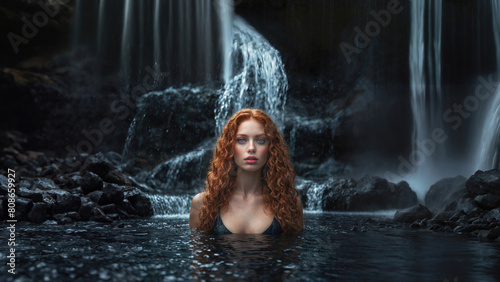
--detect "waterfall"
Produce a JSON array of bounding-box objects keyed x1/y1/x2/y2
[
  {"x1": 299, "y1": 180, "x2": 327, "y2": 211},
  {"x1": 215, "y1": 16, "x2": 288, "y2": 135},
  {"x1": 408, "y1": 0, "x2": 443, "y2": 199},
  {"x1": 409, "y1": 0, "x2": 426, "y2": 159},
  {"x1": 147, "y1": 195, "x2": 192, "y2": 215},
  {"x1": 477, "y1": 2, "x2": 500, "y2": 170},
  {"x1": 147, "y1": 143, "x2": 212, "y2": 192},
  {"x1": 73, "y1": 0, "x2": 225, "y2": 86},
  {"x1": 216, "y1": 0, "x2": 234, "y2": 84}
]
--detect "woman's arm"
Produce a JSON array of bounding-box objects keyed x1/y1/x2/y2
[{"x1": 189, "y1": 193, "x2": 204, "y2": 228}]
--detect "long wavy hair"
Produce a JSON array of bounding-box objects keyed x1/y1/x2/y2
[{"x1": 198, "y1": 109, "x2": 302, "y2": 232}]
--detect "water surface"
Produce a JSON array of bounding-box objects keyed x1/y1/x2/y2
[{"x1": 2, "y1": 212, "x2": 499, "y2": 281}]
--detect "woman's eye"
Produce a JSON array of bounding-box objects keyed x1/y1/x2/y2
[
  {"x1": 237, "y1": 138, "x2": 246, "y2": 144},
  {"x1": 257, "y1": 138, "x2": 266, "y2": 144}
]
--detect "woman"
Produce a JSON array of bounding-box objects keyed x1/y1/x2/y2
[{"x1": 189, "y1": 109, "x2": 303, "y2": 234}]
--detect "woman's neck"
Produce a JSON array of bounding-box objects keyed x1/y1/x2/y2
[{"x1": 234, "y1": 169, "x2": 262, "y2": 197}]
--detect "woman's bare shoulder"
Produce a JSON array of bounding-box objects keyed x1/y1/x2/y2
[{"x1": 191, "y1": 192, "x2": 206, "y2": 210}]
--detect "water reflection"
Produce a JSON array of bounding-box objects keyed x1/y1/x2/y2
[{"x1": 190, "y1": 231, "x2": 302, "y2": 280}]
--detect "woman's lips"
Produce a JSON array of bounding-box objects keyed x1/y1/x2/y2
[{"x1": 245, "y1": 156, "x2": 258, "y2": 163}]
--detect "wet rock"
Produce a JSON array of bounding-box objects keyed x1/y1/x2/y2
[
  {"x1": 108, "y1": 213, "x2": 121, "y2": 221},
  {"x1": 40, "y1": 163, "x2": 61, "y2": 177},
  {"x1": 17, "y1": 187, "x2": 44, "y2": 202},
  {"x1": 81, "y1": 152, "x2": 115, "y2": 179},
  {"x1": 474, "y1": 194, "x2": 500, "y2": 210},
  {"x1": 78, "y1": 201, "x2": 99, "y2": 221},
  {"x1": 477, "y1": 227, "x2": 500, "y2": 241},
  {"x1": 67, "y1": 173, "x2": 82, "y2": 189},
  {"x1": 81, "y1": 172, "x2": 103, "y2": 194},
  {"x1": 392, "y1": 181, "x2": 419, "y2": 208},
  {"x1": 122, "y1": 88, "x2": 217, "y2": 167},
  {"x1": 424, "y1": 176, "x2": 467, "y2": 213},
  {"x1": 53, "y1": 212, "x2": 81, "y2": 224},
  {"x1": 32, "y1": 177, "x2": 58, "y2": 190},
  {"x1": 321, "y1": 177, "x2": 357, "y2": 210},
  {"x1": 466, "y1": 169, "x2": 500, "y2": 197},
  {"x1": 322, "y1": 176, "x2": 418, "y2": 211},
  {"x1": 394, "y1": 204, "x2": 433, "y2": 223},
  {"x1": 454, "y1": 224, "x2": 490, "y2": 233},
  {"x1": 433, "y1": 210, "x2": 455, "y2": 221},
  {"x1": 429, "y1": 224, "x2": 443, "y2": 231},
  {"x1": 99, "y1": 183, "x2": 124, "y2": 205},
  {"x1": 28, "y1": 202, "x2": 49, "y2": 223},
  {"x1": 100, "y1": 204, "x2": 117, "y2": 214},
  {"x1": 128, "y1": 193, "x2": 154, "y2": 217},
  {"x1": 88, "y1": 190, "x2": 103, "y2": 204},
  {"x1": 15, "y1": 197, "x2": 34, "y2": 221},
  {"x1": 90, "y1": 207, "x2": 113, "y2": 223},
  {"x1": 456, "y1": 198, "x2": 475, "y2": 214},
  {"x1": 53, "y1": 194, "x2": 81, "y2": 214},
  {"x1": 103, "y1": 170, "x2": 129, "y2": 185},
  {"x1": 53, "y1": 175, "x2": 69, "y2": 187},
  {"x1": 0, "y1": 175, "x2": 10, "y2": 196},
  {"x1": 117, "y1": 199, "x2": 137, "y2": 215},
  {"x1": 484, "y1": 208, "x2": 500, "y2": 222}
]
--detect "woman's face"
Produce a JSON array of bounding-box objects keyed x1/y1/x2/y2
[{"x1": 233, "y1": 118, "x2": 269, "y2": 173}]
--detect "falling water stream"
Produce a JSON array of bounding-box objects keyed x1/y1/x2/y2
[
  {"x1": 477, "y1": 1, "x2": 500, "y2": 170},
  {"x1": 407, "y1": 0, "x2": 444, "y2": 200}
]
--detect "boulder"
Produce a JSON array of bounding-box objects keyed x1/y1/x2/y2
[
  {"x1": 88, "y1": 190, "x2": 103, "y2": 203},
  {"x1": 477, "y1": 227, "x2": 500, "y2": 241},
  {"x1": 394, "y1": 204, "x2": 433, "y2": 223},
  {"x1": 28, "y1": 202, "x2": 49, "y2": 223},
  {"x1": 99, "y1": 183, "x2": 124, "y2": 205},
  {"x1": 78, "y1": 201, "x2": 99, "y2": 221},
  {"x1": 32, "y1": 178, "x2": 58, "y2": 190},
  {"x1": 321, "y1": 176, "x2": 418, "y2": 211},
  {"x1": 80, "y1": 152, "x2": 115, "y2": 179},
  {"x1": 89, "y1": 207, "x2": 113, "y2": 223},
  {"x1": 466, "y1": 169, "x2": 500, "y2": 197},
  {"x1": 17, "y1": 187, "x2": 44, "y2": 202},
  {"x1": 81, "y1": 172, "x2": 103, "y2": 194},
  {"x1": 424, "y1": 175, "x2": 467, "y2": 213},
  {"x1": 100, "y1": 204, "x2": 117, "y2": 214},
  {"x1": 54, "y1": 212, "x2": 81, "y2": 224},
  {"x1": 484, "y1": 208, "x2": 500, "y2": 222},
  {"x1": 53, "y1": 194, "x2": 81, "y2": 214},
  {"x1": 474, "y1": 194, "x2": 500, "y2": 210},
  {"x1": 128, "y1": 193, "x2": 154, "y2": 216},
  {"x1": 14, "y1": 197, "x2": 34, "y2": 221}
]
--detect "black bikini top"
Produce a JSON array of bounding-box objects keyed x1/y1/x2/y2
[{"x1": 212, "y1": 214, "x2": 282, "y2": 235}]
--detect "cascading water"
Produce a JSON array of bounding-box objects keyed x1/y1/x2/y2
[
  {"x1": 73, "y1": 0, "x2": 224, "y2": 86},
  {"x1": 477, "y1": 2, "x2": 500, "y2": 170},
  {"x1": 119, "y1": 7, "x2": 289, "y2": 215},
  {"x1": 408, "y1": 0, "x2": 443, "y2": 199},
  {"x1": 146, "y1": 194, "x2": 192, "y2": 215},
  {"x1": 214, "y1": 16, "x2": 288, "y2": 135}
]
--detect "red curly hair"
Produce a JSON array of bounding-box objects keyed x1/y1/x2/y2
[{"x1": 198, "y1": 109, "x2": 302, "y2": 233}]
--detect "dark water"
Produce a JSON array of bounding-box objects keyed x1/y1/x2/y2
[{"x1": 2, "y1": 212, "x2": 500, "y2": 281}]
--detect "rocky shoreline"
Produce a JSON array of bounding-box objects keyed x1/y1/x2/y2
[
  {"x1": 394, "y1": 170, "x2": 500, "y2": 243},
  {"x1": 0, "y1": 131, "x2": 154, "y2": 225}
]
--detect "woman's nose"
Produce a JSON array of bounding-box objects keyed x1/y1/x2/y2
[{"x1": 248, "y1": 141, "x2": 256, "y2": 153}]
